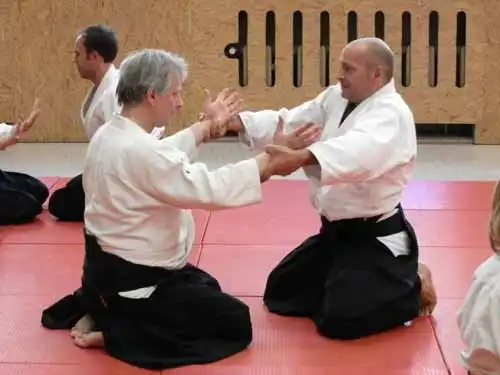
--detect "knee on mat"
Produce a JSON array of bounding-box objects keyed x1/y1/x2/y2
[
  {"x1": 314, "y1": 310, "x2": 357, "y2": 340},
  {"x1": 47, "y1": 190, "x2": 64, "y2": 217},
  {"x1": 262, "y1": 272, "x2": 286, "y2": 301},
  {"x1": 223, "y1": 299, "x2": 253, "y2": 342},
  {"x1": 24, "y1": 177, "x2": 50, "y2": 204},
  {"x1": 38, "y1": 183, "x2": 50, "y2": 203},
  {"x1": 32, "y1": 200, "x2": 44, "y2": 217},
  {"x1": 48, "y1": 190, "x2": 83, "y2": 221},
  {"x1": 313, "y1": 302, "x2": 385, "y2": 340},
  {"x1": 19, "y1": 203, "x2": 43, "y2": 223},
  {"x1": 231, "y1": 299, "x2": 252, "y2": 323},
  {"x1": 314, "y1": 305, "x2": 417, "y2": 341},
  {"x1": 1, "y1": 196, "x2": 43, "y2": 225}
]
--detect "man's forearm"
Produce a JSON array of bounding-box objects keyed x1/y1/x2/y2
[
  {"x1": 190, "y1": 120, "x2": 213, "y2": 145},
  {"x1": 296, "y1": 149, "x2": 319, "y2": 167},
  {"x1": 225, "y1": 115, "x2": 245, "y2": 133},
  {"x1": 255, "y1": 152, "x2": 272, "y2": 182}
]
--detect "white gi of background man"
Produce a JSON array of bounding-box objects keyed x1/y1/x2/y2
[{"x1": 48, "y1": 25, "x2": 163, "y2": 222}]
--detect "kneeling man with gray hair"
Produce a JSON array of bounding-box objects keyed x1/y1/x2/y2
[{"x1": 41, "y1": 48, "x2": 297, "y2": 370}]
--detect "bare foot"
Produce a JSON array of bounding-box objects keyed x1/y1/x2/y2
[
  {"x1": 418, "y1": 262, "x2": 437, "y2": 316},
  {"x1": 70, "y1": 314, "x2": 95, "y2": 337},
  {"x1": 72, "y1": 330, "x2": 104, "y2": 349}
]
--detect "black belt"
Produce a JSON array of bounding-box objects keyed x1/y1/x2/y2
[
  {"x1": 82, "y1": 230, "x2": 169, "y2": 296},
  {"x1": 320, "y1": 205, "x2": 406, "y2": 239}
]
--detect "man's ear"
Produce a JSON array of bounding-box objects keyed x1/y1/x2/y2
[
  {"x1": 373, "y1": 65, "x2": 382, "y2": 79},
  {"x1": 145, "y1": 89, "x2": 157, "y2": 105},
  {"x1": 87, "y1": 50, "x2": 100, "y2": 61}
]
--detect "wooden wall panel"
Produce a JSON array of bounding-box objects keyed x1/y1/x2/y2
[
  {"x1": 477, "y1": 0, "x2": 500, "y2": 144},
  {"x1": 0, "y1": 0, "x2": 188, "y2": 141},
  {"x1": 0, "y1": 1, "x2": 497, "y2": 143}
]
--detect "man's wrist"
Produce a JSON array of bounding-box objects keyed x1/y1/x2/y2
[
  {"x1": 256, "y1": 152, "x2": 272, "y2": 182},
  {"x1": 191, "y1": 121, "x2": 212, "y2": 144},
  {"x1": 226, "y1": 114, "x2": 244, "y2": 133},
  {"x1": 202, "y1": 120, "x2": 213, "y2": 141},
  {"x1": 297, "y1": 148, "x2": 318, "y2": 167}
]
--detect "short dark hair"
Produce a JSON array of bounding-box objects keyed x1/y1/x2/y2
[{"x1": 79, "y1": 25, "x2": 118, "y2": 63}]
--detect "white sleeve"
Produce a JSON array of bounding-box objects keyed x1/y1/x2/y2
[
  {"x1": 138, "y1": 143, "x2": 263, "y2": 211},
  {"x1": 306, "y1": 103, "x2": 415, "y2": 186},
  {"x1": 0, "y1": 122, "x2": 14, "y2": 141},
  {"x1": 160, "y1": 128, "x2": 197, "y2": 161},
  {"x1": 238, "y1": 86, "x2": 336, "y2": 152},
  {"x1": 457, "y1": 268, "x2": 500, "y2": 372}
]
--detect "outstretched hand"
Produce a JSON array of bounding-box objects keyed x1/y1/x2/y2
[
  {"x1": 273, "y1": 117, "x2": 322, "y2": 149},
  {"x1": 264, "y1": 143, "x2": 308, "y2": 177},
  {"x1": 16, "y1": 97, "x2": 41, "y2": 134},
  {"x1": 0, "y1": 98, "x2": 41, "y2": 150},
  {"x1": 201, "y1": 88, "x2": 243, "y2": 138}
]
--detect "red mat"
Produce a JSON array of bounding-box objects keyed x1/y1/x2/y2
[{"x1": 0, "y1": 178, "x2": 492, "y2": 374}]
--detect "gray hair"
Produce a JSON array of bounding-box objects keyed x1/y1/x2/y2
[
  {"x1": 347, "y1": 37, "x2": 395, "y2": 81},
  {"x1": 116, "y1": 48, "x2": 188, "y2": 106}
]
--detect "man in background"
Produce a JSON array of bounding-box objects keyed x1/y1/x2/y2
[
  {"x1": 48, "y1": 25, "x2": 120, "y2": 222},
  {"x1": 0, "y1": 98, "x2": 48, "y2": 224}
]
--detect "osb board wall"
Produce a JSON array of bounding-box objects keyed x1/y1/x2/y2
[
  {"x1": 0, "y1": 0, "x2": 498, "y2": 143},
  {"x1": 0, "y1": 0, "x2": 189, "y2": 142}
]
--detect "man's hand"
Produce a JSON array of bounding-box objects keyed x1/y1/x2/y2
[
  {"x1": 15, "y1": 98, "x2": 41, "y2": 134},
  {"x1": 0, "y1": 98, "x2": 41, "y2": 150},
  {"x1": 265, "y1": 144, "x2": 311, "y2": 177},
  {"x1": 201, "y1": 88, "x2": 243, "y2": 139},
  {"x1": 273, "y1": 117, "x2": 322, "y2": 150}
]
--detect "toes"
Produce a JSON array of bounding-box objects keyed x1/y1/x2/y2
[
  {"x1": 72, "y1": 331, "x2": 104, "y2": 349},
  {"x1": 72, "y1": 332, "x2": 89, "y2": 348}
]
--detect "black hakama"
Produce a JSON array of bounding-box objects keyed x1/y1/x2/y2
[
  {"x1": 0, "y1": 169, "x2": 49, "y2": 225},
  {"x1": 41, "y1": 231, "x2": 253, "y2": 370},
  {"x1": 48, "y1": 174, "x2": 85, "y2": 222},
  {"x1": 263, "y1": 205, "x2": 421, "y2": 340}
]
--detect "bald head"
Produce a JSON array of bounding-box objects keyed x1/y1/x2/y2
[
  {"x1": 345, "y1": 37, "x2": 395, "y2": 82},
  {"x1": 337, "y1": 37, "x2": 395, "y2": 102}
]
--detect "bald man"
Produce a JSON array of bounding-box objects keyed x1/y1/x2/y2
[{"x1": 218, "y1": 37, "x2": 437, "y2": 339}]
